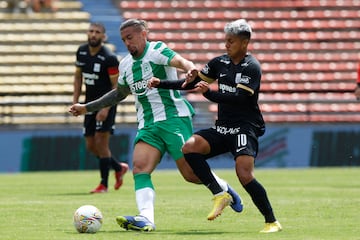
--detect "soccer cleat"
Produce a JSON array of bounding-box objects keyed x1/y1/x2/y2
[
  {"x1": 227, "y1": 184, "x2": 243, "y2": 212},
  {"x1": 114, "y1": 162, "x2": 129, "y2": 190},
  {"x1": 207, "y1": 192, "x2": 232, "y2": 220},
  {"x1": 90, "y1": 184, "x2": 108, "y2": 193},
  {"x1": 116, "y1": 215, "x2": 155, "y2": 232},
  {"x1": 260, "y1": 221, "x2": 282, "y2": 233}
]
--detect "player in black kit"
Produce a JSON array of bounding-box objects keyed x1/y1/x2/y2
[
  {"x1": 73, "y1": 22, "x2": 128, "y2": 193},
  {"x1": 149, "y1": 19, "x2": 282, "y2": 233}
]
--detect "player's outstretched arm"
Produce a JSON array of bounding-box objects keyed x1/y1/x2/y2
[
  {"x1": 148, "y1": 76, "x2": 201, "y2": 90},
  {"x1": 69, "y1": 103, "x2": 87, "y2": 116},
  {"x1": 86, "y1": 86, "x2": 129, "y2": 112},
  {"x1": 203, "y1": 86, "x2": 251, "y2": 105},
  {"x1": 69, "y1": 85, "x2": 129, "y2": 116}
]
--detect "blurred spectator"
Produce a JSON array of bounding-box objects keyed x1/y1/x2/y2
[
  {"x1": 32, "y1": 0, "x2": 57, "y2": 12},
  {"x1": 7, "y1": 0, "x2": 33, "y2": 14},
  {"x1": 6, "y1": 0, "x2": 57, "y2": 13},
  {"x1": 355, "y1": 62, "x2": 360, "y2": 99}
]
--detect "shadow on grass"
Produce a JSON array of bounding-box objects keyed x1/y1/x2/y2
[
  {"x1": 172, "y1": 230, "x2": 228, "y2": 235},
  {"x1": 157, "y1": 229, "x2": 242, "y2": 235},
  {"x1": 64, "y1": 229, "x2": 234, "y2": 235}
]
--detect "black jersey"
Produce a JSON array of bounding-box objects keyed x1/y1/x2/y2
[
  {"x1": 200, "y1": 53, "x2": 265, "y2": 131},
  {"x1": 75, "y1": 44, "x2": 119, "y2": 102}
]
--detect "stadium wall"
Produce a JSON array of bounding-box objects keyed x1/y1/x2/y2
[{"x1": 1, "y1": 124, "x2": 360, "y2": 173}]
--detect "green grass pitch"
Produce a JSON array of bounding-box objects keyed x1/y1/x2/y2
[{"x1": 0, "y1": 167, "x2": 359, "y2": 240}]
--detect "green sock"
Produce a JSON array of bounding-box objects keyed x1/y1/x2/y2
[{"x1": 134, "y1": 173, "x2": 154, "y2": 191}]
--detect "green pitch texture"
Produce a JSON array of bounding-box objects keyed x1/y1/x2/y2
[{"x1": 0, "y1": 168, "x2": 358, "y2": 240}]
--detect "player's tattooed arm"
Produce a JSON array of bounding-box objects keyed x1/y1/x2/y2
[{"x1": 86, "y1": 86, "x2": 130, "y2": 112}]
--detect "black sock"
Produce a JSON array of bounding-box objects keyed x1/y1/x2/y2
[
  {"x1": 184, "y1": 153, "x2": 223, "y2": 194},
  {"x1": 99, "y1": 157, "x2": 111, "y2": 187},
  {"x1": 244, "y1": 179, "x2": 276, "y2": 223},
  {"x1": 110, "y1": 157, "x2": 121, "y2": 171}
]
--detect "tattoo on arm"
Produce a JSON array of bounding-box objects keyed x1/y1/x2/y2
[{"x1": 85, "y1": 86, "x2": 129, "y2": 112}]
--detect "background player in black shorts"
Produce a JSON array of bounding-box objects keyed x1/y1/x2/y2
[
  {"x1": 73, "y1": 22, "x2": 128, "y2": 193},
  {"x1": 149, "y1": 19, "x2": 281, "y2": 233}
]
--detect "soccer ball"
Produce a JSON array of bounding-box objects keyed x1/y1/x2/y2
[{"x1": 73, "y1": 205, "x2": 103, "y2": 233}]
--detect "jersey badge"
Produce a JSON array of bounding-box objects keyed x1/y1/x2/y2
[
  {"x1": 93, "y1": 63, "x2": 101, "y2": 72},
  {"x1": 235, "y1": 73, "x2": 250, "y2": 84}
]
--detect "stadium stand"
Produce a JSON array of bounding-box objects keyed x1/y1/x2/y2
[
  {"x1": 0, "y1": 0, "x2": 359, "y2": 126},
  {"x1": 116, "y1": 0, "x2": 360, "y2": 123},
  {"x1": 0, "y1": 0, "x2": 136, "y2": 126},
  {"x1": 77, "y1": 0, "x2": 127, "y2": 54}
]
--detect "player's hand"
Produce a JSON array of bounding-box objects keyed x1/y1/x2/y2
[
  {"x1": 182, "y1": 69, "x2": 199, "y2": 88},
  {"x1": 96, "y1": 108, "x2": 109, "y2": 121},
  {"x1": 194, "y1": 81, "x2": 210, "y2": 93},
  {"x1": 69, "y1": 103, "x2": 87, "y2": 116},
  {"x1": 147, "y1": 77, "x2": 160, "y2": 89}
]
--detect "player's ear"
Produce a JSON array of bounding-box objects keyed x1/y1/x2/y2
[
  {"x1": 241, "y1": 38, "x2": 250, "y2": 47},
  {"x1": 103, "y1": 33, "x2": 108, "y2": 42},
  {"x1": 141, "y1": 29, "x2": 148, "y2": 38}
]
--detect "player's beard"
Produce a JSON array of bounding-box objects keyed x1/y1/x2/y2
[
  {"x1": 88, "y1": 38, "x2": 102, "y2": 48},
  {"x1": 128, "y1": 47, "x2": 138, "y2": 57}
]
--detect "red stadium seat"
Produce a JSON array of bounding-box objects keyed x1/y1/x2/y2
[
  {"x1": 90, "y1": 0, "x2": 360, "y2": 123},
  {"x1": 3, "y1": 0, "x2": 359, "y2": 125}
]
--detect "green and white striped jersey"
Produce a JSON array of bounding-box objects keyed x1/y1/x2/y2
[{"x1": 118, "y1": 41, "x2": 195, "y2": 129}]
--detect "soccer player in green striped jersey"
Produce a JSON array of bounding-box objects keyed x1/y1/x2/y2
[{"x1": 69, "y1": 18, "x2": 242, "y2": 231}]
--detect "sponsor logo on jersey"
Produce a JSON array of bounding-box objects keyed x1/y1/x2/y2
[
  {"x1": 215, "y1": 126, "x2": 241, "y2": 135},
  {"x1": 79, "y1": 51, "x2": 87, "y2": 55},
  {"x1": 130, "y1": 79, "x2": 148, "y2": 95},
  {"x1": 83, "y1": 72, "x2": 99, "y2": 85},
  {"x1": 219, "y1": 83, "x2": 236, "y2": 93}
]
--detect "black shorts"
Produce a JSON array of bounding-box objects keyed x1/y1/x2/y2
[
  {"x1": 83, "y1": 106, "x2": 117, "y2": 136},
  {"x1": 195, "y1": 124, "x2": 261, "y2": 160}
]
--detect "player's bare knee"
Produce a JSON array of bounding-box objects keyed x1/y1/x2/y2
[
  {"x1": 236, "y1": 169, "x2": 254, "y2": 185},
  {"x1": 181, "y1": 143, "x2": 191, "y2": 154}
]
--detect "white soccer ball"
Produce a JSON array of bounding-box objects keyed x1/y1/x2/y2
[{"x1": 73, "y1": 205, "x2": 103, "y2": 233}]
